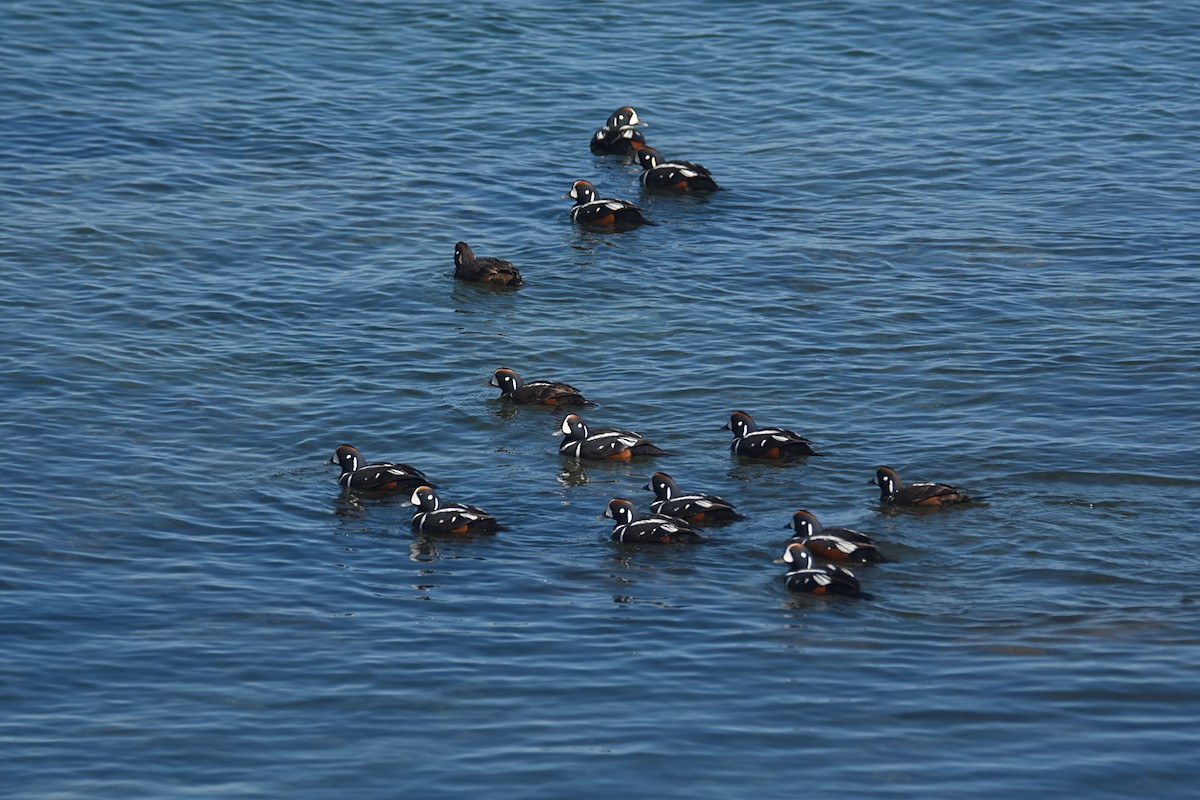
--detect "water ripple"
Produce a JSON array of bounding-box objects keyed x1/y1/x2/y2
[{"x1": 3, "y1": 0, "x2": 1200, "y2": 797}]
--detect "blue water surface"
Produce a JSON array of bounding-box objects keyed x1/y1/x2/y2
[{"x1": 3, "y1": 1, "x2": 1200, "y2": 798}]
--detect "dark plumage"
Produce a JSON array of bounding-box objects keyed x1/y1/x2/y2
[
  {"x1": 589, "y1": 106, "x2": 647, "y2": 155},
  {"x1": 872, "y1": 466, "x2": 976, "y2": 507},
  {"x1": 325, "y1": 444, "x2": 431, "y2": 493},
  {"x1": 409, "y1": 485, "x2": 498, "y2": 535},
  {"x1": 489, "y1": 367, "x2": 593, "y2": 407},
  {"x1": 604, "y1": 498, "x2": 704, "y2": 544},
  {"x1": 643, "y1": 471, "x2": 742, "y2": 524},
  {"x1": 558, "y1": 413, "x2": 671, "y2": 460},
  {"x1": 782, "y1": 543, "x2": 863, "y2": 597},
  {"x1": 724, "y1": 410, "x2": 822, "y2": 459},
  {"x1": 636, "y1": 147, "x2": 721, "y2": 192},
  {"x1": 453, "y1": 241, "x2": 523, "y2": 286},
  {"x1": 785, "y1": 510, "x2": 884, "y2": 564},
  {"x1": 567, "y1": 179, "x2": 650, "y2": 231},
  {"x1": 590, "y1": 125, "x2": 647, "y2": 155}
]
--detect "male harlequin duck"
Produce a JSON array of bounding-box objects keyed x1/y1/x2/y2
[
  {"x1": 453, "y1": 241, "x2": 523, "y2": 286},
  {"x1": 567, "y1": 180, "x2": 650, "y2": 231},
  {"x1": 326, "y1": 444, "x2": 432, "y2": 493},
  {"x1": 643, "y1": 471, "x2": 742, "y2": 524},
  {"x1": 409, "y1": 485, "x2": 498, "y2": 535},
  {"x1": 559, "y1": 414, "x2": 671, "y2": 460},
  {"x1": 489, "y1": 367, "x2": 594, "y2": 407},
  {"x1": 591, "y1": 126, "x2": 648, "y2": 156},
  {"x1": 635, "y1": 147, "x2": 721, "y2": 192},
  {"x1": 781, "y1": 543, "x2": 863, "y2": 597},
  {"x1": 785, "y1": 510, "x2": 884, "y2": 564},
  {"x1": 589, "y1": 106, "x2": 647, "y2": 155},
  {"x1": 724, "y1": 411, "x2": 822, "y2": 459},
  {"x1": 872, "y1": 465, "x2": 976, "y2": 507},
  {"x1": 604, "y1": 498, "x2": 704, "y2": 544}
]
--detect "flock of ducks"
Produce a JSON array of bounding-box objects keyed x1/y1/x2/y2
[{"x1": 332, "y1": 107, "x2": 981, "y2": 599}]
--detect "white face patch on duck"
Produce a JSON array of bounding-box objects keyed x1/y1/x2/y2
[
  {"x1": 783, "y1": 544, "x2": 814, "y2": 568},
  {"x1": 605, "y1": 501, "x2": 636, "y2": 524},
  {"x1": 410, "y1": 487, "x2": 439, "y2": 509},
  {"x1": 729, "y1": 415, "x2": 754, "y2": 437}
]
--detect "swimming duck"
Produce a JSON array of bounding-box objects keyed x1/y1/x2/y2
[
  {"x1": 559, "y1": 413, "x2": 671, "y2": 459},
  {"x1": 567, "y1": 179, "x2": 650, "y2": 231},
  {"x1": 488, "y1": 367, "x2": 594, "y2": 407},
  {"x1": 409, "y1": 485, "x2": 498, "y2": 535},
  {"x1": 872, "y1": 465, "x2": 976, "y2": 507},
  {"x1": 636, "y1": 147, "x2": 720, "y2": 192},
  {"x1": 589, "y1": 106, "x2": 647, "y2": 155},
  {"x1": 326, "y1": 444, "x2": 432, "y2": 493},
  {"x1": 785, "y1": 509, "x2": 884, "y2": 564},
  {"x1": 781, "y1": 543, "x2": 863, "y2": 597},
  {"x1": 604, "y1": 498, "x2": 704, "y2": 544},
  {"x1": 453, "y1": 241, "x2": 523, "y2": 286},
  {"x1": 643, "y1": 471, "x2": 741, "y2": 524},
  {"x1": 725, "y1": 410, "x2": 822, "y2": 459}
]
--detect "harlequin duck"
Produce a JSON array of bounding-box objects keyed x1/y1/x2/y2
[
  {"x1": 724, "y1": 411, "x2": 822, "y2": 459},
  {"x1": 635, "y1": 147, "x2": 721, "y2": 192},
  {"x1": 489, "y1": 367, "x2": 594, "y2": 407},
  {"x1": 643, "y1": 471, "x2": 742, "y2": 524},
  {"x1": 589, "y1": 106, "x2": 648, "y2": 155},
  {"x1": 559, "y1": 413, "x2": 671, "y2": 459},
  {"x1": 326, "y1": 444, "x2": 432, "y2": 493},
  {"x1": 591, "y1": 125, "x2": 648, "y2": 155},
  {"x1": 409, "y1": 485, "x2": 498, "y2": 535},
  {"x1": 781, "y1": 543, "x2": 863, "y2": 597},
  {"x1": 604, "y1": 498, "x2": 704, "y2": 544},
  {"x1": 453, "y1": 241, "x2": 523, "y2": 286},
  {"x1": 567, "y1": 180, "x2": 650, "y2": 231},
  {"x1": 785, "y1": 510, "x2": 884, "y2": 564},
  {"x1": 872, "y1": 465, "x2": 976, "y2": 507}
]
